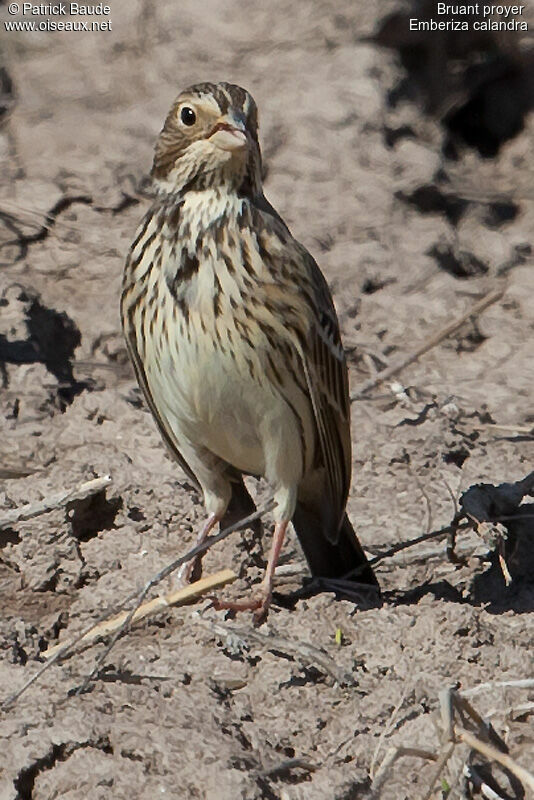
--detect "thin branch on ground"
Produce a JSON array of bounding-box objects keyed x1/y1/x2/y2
[
  {"x1": 76, "y1": 498, "x2": 274, "y2": 694},
  {"x1": 388, "y1": 535, "x2": 480, "y2": 566},
  {"x1": 371, "y1": 745, "x2": 438, "y2": 796},
  {"x1": 196, "y1": 616, "x2": 349, "y2": 685},
  {"x1": 442, "y1": 474, "x2": 461, "y2": 519},
  {"x1": 287, "y1": 517, "x2": 476, "y2": 603},
  {"x1": 420, "y1": 742, "x2": 456, "y2": 800},
  {"x1": 352, "y1": 286, "x2": 505, "y2": 399},
  {"x1": 0, "y1": 475, "x2": 112, "y2": 530},
  {"x1": 408, "y1": 463, "x2": 434, "y2": 534},
  {"x1": 0, "y1": 466, "x2": 38, "y2": 479},
  {"x1": 258, "y1": 757, "x2": 318, "y2": 779},
  {"x1": 370, "y1": 681, "x2": 413, "y2": 779},
  {"x1": 368, "y1": 519, "x2": 473, "y2": 565},
  {"x1": 462, "y1": 678, "x2": 534, "y2": 698},
  {"x1": 471, "y1": 423, "x2": 534, "y2": 436},
  {"x1": 1, "y1": 610, "x2": 122, "y2": 712}
]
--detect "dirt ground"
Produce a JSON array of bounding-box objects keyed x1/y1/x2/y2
[{"x1": 0, "y1": 1, "x2": 533, "y2": 798}]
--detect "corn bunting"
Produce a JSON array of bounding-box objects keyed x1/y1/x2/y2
[{"x1": 121, "y1": 82, "x2": 378, "y2": 621}]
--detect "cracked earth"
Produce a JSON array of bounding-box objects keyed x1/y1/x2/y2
[{"x1": 0, "y1": 1, "x2": 533, "y2": 798}]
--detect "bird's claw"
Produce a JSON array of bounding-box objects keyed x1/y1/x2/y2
[{"x1": 211, "y1": 588, "x2": 272, "y2": 625}]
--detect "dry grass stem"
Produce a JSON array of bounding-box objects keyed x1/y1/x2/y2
[
  {"x1": 462, "y1": 679, "x2": 534, "y2": 698},
  {"x1": 370, "y1": 682, "x2": 413, "y2": 779},
  {"x1": 371, "y1": 745, "x2": 438, "y2": 795},
  {"x1": 421, "y1": 742, "x2": 456, "y2": 800},
  {"x1": 372, "y1": 687, "x2": 534, "y2": 798},
  {"x1": 76, "y1": 498, "x2": 275, "y2": 694},
  {"x1": 458, "y1": 728, "x2": 534, "y2": 792},
  {"x1": 369, "y1": 519, "x2": 472, "y2": 565},
  {"x1": 1, "y1": 613, "x2": 118, "y2": 711},
  {"x1": 43, "y1": 568, "x2": 236, "y2": 660},
  {"x1": 471, "y1": 423, "x2": 534, "y2": 435}
]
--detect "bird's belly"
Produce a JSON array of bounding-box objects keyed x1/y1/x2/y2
[{"x1": 148, "y1": 338, "x2": 274, "y2": 476}]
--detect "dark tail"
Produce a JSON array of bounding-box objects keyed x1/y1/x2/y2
[{"x1": 292, "y1": 504, "x2": 379, "y2": 587}]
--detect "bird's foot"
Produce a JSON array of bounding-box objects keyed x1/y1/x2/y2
[
  {"x1": 211, "y1": 519, "x2": 287, "y2": 624},
  {"x1": 212, "y1": 586, "x2": 272, "y2": 625}
]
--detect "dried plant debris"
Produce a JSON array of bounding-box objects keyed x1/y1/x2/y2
[{"x1": 372, "y1": 686, "x2": 534, "y2": 798}]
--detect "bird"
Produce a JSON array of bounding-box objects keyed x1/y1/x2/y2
[{"x1": 121, "y1": 81, "x2": 379, "y2": 622}]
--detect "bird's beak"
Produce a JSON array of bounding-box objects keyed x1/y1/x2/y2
[{"x1": 208, "y1": 115, "x2": 247, "y2": 152}]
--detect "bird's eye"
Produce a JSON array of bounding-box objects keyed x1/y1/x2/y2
[{"x1": 180, "y1": 106, "x2": 196, "y2": 126}]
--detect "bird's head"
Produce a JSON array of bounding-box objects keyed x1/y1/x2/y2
[{"x1": 151, "y1": 82, "x2": 262, "y2": 197}]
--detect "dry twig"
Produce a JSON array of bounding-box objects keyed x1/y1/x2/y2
[
  {"x1": 76, "y1": 498, "x2": 274, "y2": 694},
  {"x1": 462, "y1": 679, "x2": 534, "y2": 698},
  {"x1": 0, "y1": 475, "x2": 112, "y2": 530},
  {"x1": 196, "y1": 617, "x2": 349, "y2": 685},
  {"x1": 1, "y1": 611, "x2": 121, "y2": 712},
  {"x1": 420, "y1": 743, "x2": 456, "y2": 800},
  {"x1": 459, "y1": 729, "x2": 534, "y2": 792},
  {"x1": 368, "y1": 519, "x2": 473, "y2": 565},
  {"x1": 471, "y1": 423, "x2": 534, "y2": 436},
  {"x1": 370, "y1": 682, "x2": 413, "y2": 779},
  {"x1": 352, "y1": 287, "x2": 505, "y2": 399},
  {"x1": 371, "y1": 746, "x2": 438, "y2": 795},
  {"x1": 390, "y1": 534, "x2": 481, "y2": 566}
]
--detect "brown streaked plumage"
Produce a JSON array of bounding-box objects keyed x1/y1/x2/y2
[{"x1": 121, "y1": 81, "x2": 378, "y2": 621}]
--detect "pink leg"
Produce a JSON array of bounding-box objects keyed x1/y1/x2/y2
[
  {"x1": 214, "y1": 520, "x2": 288, "y2": 623},
  {"x1": 261, "y1": 519, "x2": 288, "y2": 602},
  {"x1": 176, "y1": 512, "x2": 220, "y2": 586}
]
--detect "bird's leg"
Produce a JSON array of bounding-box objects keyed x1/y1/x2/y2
[
  {"x1": 213, "y1": 520, "x2": 288, "y2": 623},
  {"x1": 176, "y1": 512, "x2": 220, "y2": 586},
  {"x1": 258, "y1": 519, "x2": 288, "y2": 610}
]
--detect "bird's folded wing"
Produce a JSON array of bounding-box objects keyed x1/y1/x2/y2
[
  {"x1": 298, "y1": 252, "x2": 352, "y2": 539},
  {"x1": 255, "y1": 216, "x2": 352, "y2": 540}
]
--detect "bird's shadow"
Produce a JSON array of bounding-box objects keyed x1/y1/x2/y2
[
  {"x1": 274, "y1": 504, "x2": 534, "y2": 616},
  {"x1": 272, "y1": 577, "x2": 382, "y2": 612}
]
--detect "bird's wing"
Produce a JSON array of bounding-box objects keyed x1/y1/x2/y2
[
  {"x1": 296, "y1": 246, "x2": 352, "y2": 538},
  {"x1": 252, "y1": 203, "x2": 352, "y2": 540}
]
